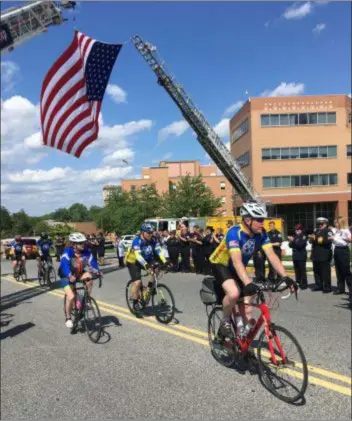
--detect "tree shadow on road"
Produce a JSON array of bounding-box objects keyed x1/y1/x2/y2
[
  {"x1": 0, "y1": 286, "x2": 50, "y2": 312},
  {"x1": 0, "y1": 321, "x2": 35, "y2": 340},
  {"x1": 333, "y1": 297, "x2": 352, "y2": 311}
]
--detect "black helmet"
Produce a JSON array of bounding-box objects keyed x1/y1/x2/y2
[{"x1": 41, "y1": 232, "x2": 48, "y2": 239}]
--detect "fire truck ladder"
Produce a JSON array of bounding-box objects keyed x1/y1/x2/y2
[
  {"x1": 132, "y1": 35, "x2": 259, "y2": 203},
  {"x1": 1, "y1": 1, "x2": 75, "y2": 55}
]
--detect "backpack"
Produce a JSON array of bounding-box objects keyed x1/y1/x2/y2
[{"x1": 199, "y1": 277, "x2": 219, "y2": 305}]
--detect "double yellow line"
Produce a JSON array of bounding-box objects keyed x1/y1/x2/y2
[{"x1": 2, "y1": 275, "x2": 351, "y2": 397}]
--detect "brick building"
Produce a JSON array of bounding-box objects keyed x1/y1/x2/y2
[
  {"x1": 229, "y1": 94, "x2": 351, "y2": 233},
  {"x1": 103, "y1": 160, "x2": 234, "y2": 216}
]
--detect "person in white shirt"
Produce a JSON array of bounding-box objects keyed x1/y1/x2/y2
[{"x1": 332, "y1": 217, "x2": 352, "y2": 295}]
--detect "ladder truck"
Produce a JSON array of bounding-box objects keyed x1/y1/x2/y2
[
  {"x1": 131, "y1": 35, "x2": 265, "y2": 212},
  {"x1": 0, "y1": 0, "x2": 75, "y2": 55}
]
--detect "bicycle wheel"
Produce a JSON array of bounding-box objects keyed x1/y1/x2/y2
[
  {"x1": 46, "y1": 266, "x2": 56, "y2": 288},
  {"x1": 38, "y1": 268, "x2": 45, "y2": 287},
  {"x1": 207, "y1": 306, "x2": 236, "y2": 367},
  {"x1": 257, "y1": 324, "x2": 308, "y2": 403},
  {"x1": 84, "y1": 296, "x2": 102, "y2": 343},
  {"x1": 125, "y1": 280, "x2": 146, "y2": 315},
  {"x1": 21, "y1": 266, "x2": 27, "y2": 283},
  {"x1": 152, "y1": 283, "x2": 175, "y2": 324}
]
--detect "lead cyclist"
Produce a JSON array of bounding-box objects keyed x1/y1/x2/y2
[{"x1": 209, "y1": 200, "x2": 296, "y2": 339}]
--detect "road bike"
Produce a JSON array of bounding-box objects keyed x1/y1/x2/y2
[
  {"x1": 38, "y1": 257, "x2": 56, "y2": 288},
  {"x1": 201, "y1": 277, "x2": 308, "y2": 403},
  {"x1": 63, "y1": 273, "x2": 103, "y2": 343},
  {"x1": 13, "y1": 258, "x2": 27, "y2": 282},
  {"x1": 126, "y1": 262, "x2": 175, "y2": 324}
]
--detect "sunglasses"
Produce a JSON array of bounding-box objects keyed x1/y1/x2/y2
[{"x1": 253, "y1": 218, "x2": 265, "y2": 223}]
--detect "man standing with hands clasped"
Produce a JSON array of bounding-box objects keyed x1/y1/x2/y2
[{"x1": 267, "y1": 221, "x2": 283, "y2": 282}]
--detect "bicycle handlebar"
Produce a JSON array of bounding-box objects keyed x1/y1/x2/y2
[{"x1": 256, "y1": 277, "x2": 299, "y2": 304}]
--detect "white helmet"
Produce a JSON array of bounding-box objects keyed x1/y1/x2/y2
[
  {"x1": 69, "y1": 232, "x2": 87, "y2": 243},
  {"x1": 240, "y1": 200, "x2": 268, "y2": 218},
  {"x1": 316, "y1": 217, "x2": 328, "y2": 224}
]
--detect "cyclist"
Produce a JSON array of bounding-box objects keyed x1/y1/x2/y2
[
  {"x1": 10, "y1": 235, "x2": 27, "y2": 272},
  {"x1": 36, "y1": 232, "x2": 53, "y2": 281},
  {"x1": 125, "y1": 223, "x2": 168, "y2": 315},
  {"x1": 59, "y1": 232, "x2": 100, "y2": 328},
  {"x1": 209, "y1": 200, "x2": 295, "y2": 339}
]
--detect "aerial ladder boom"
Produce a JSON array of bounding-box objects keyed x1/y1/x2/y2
[
  {"x1": 132, "y1": 35, "x2": 260, "y2": 204},
  {"x1": 1, "y1": 1, "x2": 75, "y2": 55}
]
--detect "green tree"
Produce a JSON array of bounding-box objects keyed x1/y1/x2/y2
[
  {"x1": 0, "y1": 206, "x2": 13, "y2": 236},
  {"x1": 68, "y1": 203, "x2": 89, "y2": 222},
  {"x1": 34, "y1": 220, "x2": 51, "y2": 236},
  {"x1": 88, "y1": 205, "x2": 103, "y2": 222},
  {"x1": 161, "y1": 175, "x2": 222, "y2": 217},
  {"x1": 11, "y1": 209, "x2": 32, "y2": 236},
  {"x1": 51, "y1": 207, "x2": 71, "y2": 222}
]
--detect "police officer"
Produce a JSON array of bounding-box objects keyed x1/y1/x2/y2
[
  {"x1": 190, "y1": 226, "x2": 204, "y2": 274},
  {"x1": 202, "y1": 227, "x2": 213, "y2": 275},
  {"x1": 166, "y1": 230, "x2": 180, "y2": 271},
  {"x1": 332, "y1": 217, "x2": 352, "y2": 295},
  {"x1": 309, "y1": 217, "x2": 333, "y2": 293},
  {"x1": 267, "y1": 221, "x2": 283, "y2": 282},
  {"x1": 288, "y1": 224, "x2": 308, "y2": 289},
  {"x1": 178, "y1": 225, "x2": 191, "y2": 272}
]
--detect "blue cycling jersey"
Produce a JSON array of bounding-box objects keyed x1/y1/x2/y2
[
  {"x1": 11, "y1": 241, "x2": 24, "y2": 255},
  {"x1": 125, "y1": 236, "x2": 166, "y2": 267},
  {"x1": 37, "y1": 239, "x2": 52, "y2": 256},
  {"x1": 59, "y1": 247, "x2": 99, "y2": 278}
]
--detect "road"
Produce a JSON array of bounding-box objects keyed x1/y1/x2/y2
[{"x1": 1, "y1": 257, "x2": 351, "y2": 419}]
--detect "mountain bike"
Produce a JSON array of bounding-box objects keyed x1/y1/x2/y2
[
  {"x1": 38, "y1": 257, "x2": 56, "y2": 288},
  {"x1": 13, "y1": 258, "x2": 27, "y2": 282},
  {"x1": 203, "y1": 278, "x2": 308, "y2": 403},
  {"x1": 126, "y1": 262, "x2": 175, "y2": 324},
  {"x1": 63, "y1": 273, "x2": 103, "y2": 343}
]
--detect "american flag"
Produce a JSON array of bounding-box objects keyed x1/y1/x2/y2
[{"x1": 40, "y1": 30, "x2": 121, "y2": 158}]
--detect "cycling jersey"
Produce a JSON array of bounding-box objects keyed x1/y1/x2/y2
[
  {"x1": 125, "y1": 236, "x2": 166, "y2": 267},
  {"x1": 209, "y1": 224, "x2": 272, "y2": 268},
  {"x1": 37, "y1": 239, "x2": 52, "y2": 257},
  {"x1": 10, "y1": 241, "x2": 25, "y2": 256},
  {"x1": 59, "y1": 247, "x2": 99, "y2": 278}
]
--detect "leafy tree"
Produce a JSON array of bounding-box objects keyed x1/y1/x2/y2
[
  {"x1": 0, "y1": 206, "x2": 13, "y2": 236},
  {"x1": 34, "y1": 220, "x2": 51, "y2": 236},
  {"x1": 88, "y1": 205, "x2": 103, "y2": 222},
  {"x1": 68, "y1": 203, "x2": 89, "y2": 222},
  {"x1": 11, "y1": 209, "x2": 32, "y2": 236},
  {"x1": 161, "y1": 175, "x2": 222, "y2": 217},
  {"x1": 50, "y1": 207, "x2": 71, "y2": 222}
]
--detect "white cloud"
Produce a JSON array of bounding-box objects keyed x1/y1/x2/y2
[
  {"x1": 106, "y1": 83, "x2": 127, "y2": 104},
  {"x1": 283, "y1": 2, "x2": 313, "y2": 20},
  {"x1": 102, "y1": 148, "x2": 135, "y2": 165},
  {"x1": 312, "y1": 23, "x2": 326, "y2": 35},
  {"x1": 261, "y1": 82, "x2": 305, "y2": 97},
  {"x1": 158, "y1": 120, "x2": 189, "y2": 143},
  {"x1": 213, "y1": 118, "x2": 230, "y2": 138},
  {"x1": 224, "y1": 100, "x2": 243, "y2": 117},
  {"x1": 24, "y1": 132, "x2": 42, "y2": 149},
  {"x1": 25, "y1": 153, "x2": 48, "y2": 165},
  {"x1": 1, "y1": 61, "x2": 21, "y2": 92}
]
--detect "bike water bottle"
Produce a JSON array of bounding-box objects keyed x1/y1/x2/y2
[
  {"x1": 234, "y1": 312, "x2": 244, "y2": 336},
  {"x1": 75, "y1": 295, "x2": 82, "y2": 310},
  {"x1": 242, "y1": 319, "x2": 256, "y2": 338}
]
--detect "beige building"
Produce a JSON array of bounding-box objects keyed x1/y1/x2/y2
[
  {"x1": 103, "y1": 160, "x2": 234, "y2": 216},
  {"x1": 229, "y1": 94, "x2": 351, "y2": 233}
]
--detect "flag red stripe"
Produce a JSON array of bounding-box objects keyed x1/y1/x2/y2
[
  {"x1": 74, "y1": 103, "x2": 102, "y2": 157},
  {"x1": 66, "y1": 120, "x2": 95, "y2": 154}
]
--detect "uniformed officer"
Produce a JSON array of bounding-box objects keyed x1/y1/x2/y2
[
  {"x1": 178, "y1": 225, "x2": 191, "y2": 272},
  {"x1": 332, "y1": 217, "x2": 352, "y2": 295},
  {"x1": 267, "y1": 221, "x2": 283, "y2": 282},
  {"x1": 190, "y1": 225, "x2": 204, "y2": 274},
  {"x1": 309, "y1": 217, "x2": 333, "y2": 293},
  {"x1": 288, "y1": 224, "x2": 308, "y2": 289},
  {"x1": 202, "y1": 227, "x2": 213, "y2": 275},
  {"x1": 166, "y1": 230, "x2": 180, "y2": 271}
]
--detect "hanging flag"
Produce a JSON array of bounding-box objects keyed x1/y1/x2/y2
[{"x1": 40, "y1": 30, "x2": 121, "y2": 158}]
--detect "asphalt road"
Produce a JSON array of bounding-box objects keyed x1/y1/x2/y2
[{"x1": 1, "y1": 257, "x2": 351, "y2": 420}]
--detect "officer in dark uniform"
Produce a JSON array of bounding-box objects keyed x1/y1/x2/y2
[
  {"x1": 309, "y1": 217, "x2": 333, "y2": 293},
  {"x1": 190, "y1": 226, "x2": 204, "y2": 274},
  {"x1": 166, "y1": 230, "x2": 180, "y2": 271},
  {"x1": 267, "y1": 221, "x2": 283, "y2": 282},
  {"x1": 288, "y1": 224, "x2": 308, "y2": 289},
  {"x1": 178, "y1": 225, "x2": 191, "y2": 272},
  {"x1": 202, "y1": 227, "x2": 213, "y2": 275}
]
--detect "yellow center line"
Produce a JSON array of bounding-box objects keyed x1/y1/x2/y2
[{"x1": 1, "y1": 276, "x2": 351, "y2": 395}]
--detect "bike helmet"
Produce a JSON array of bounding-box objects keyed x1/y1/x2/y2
[
  {"x1": 240, "y1": 200, "x2": 268, "y2": 218},
  {"x1": 15, "y1": 235, "x2": 21, "y2": 241},
  {"x1": 40, "y1": 232, "x2": 48, "y2": 239},
  {"x1": 140, "y1": 223, "x2": 153, "y2": 233},
  {"x1": 69, "y1": 232, "x2": 87, "y2": 243}
]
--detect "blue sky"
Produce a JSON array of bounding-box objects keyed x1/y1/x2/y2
[{"x1": 1, "y1": 1, "x2": 351, "y2": 215}]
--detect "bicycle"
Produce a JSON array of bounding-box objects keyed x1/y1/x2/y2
[
  {"x1": 38, "y1": 257, "x2": 56, "y2": 288},
  {"x1": 13, "y1": 258, "x2": 27, "y2": 282},
  {"x1": 201, "y1": 277, "x2": 308, "y2": 403},
  {"x1": 63, "y1": 273, "x2": 103, "y2": 343},
  {"x1": 126, "y1": 262, "x2": 176, "y2": 324}
]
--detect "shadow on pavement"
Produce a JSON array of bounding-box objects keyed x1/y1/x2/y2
[
  {"x1": 0, "y1": 312, "x2": 14, "y2": 327},
  {"x1": 100, "y1": 314, "x2": 121, "y2": 328},
  {"x1": 0, "y1": 286, "x2": 50, "y2": 312},
  {"x1": 101, "y1": 265, "x2": 124, "y2": 275},
  {"x1": 1, "y1": 321, "x2": 35, "y2": 340},
  {"x1": 333, "y1": 297, "x2": 352, "y2": 311}
]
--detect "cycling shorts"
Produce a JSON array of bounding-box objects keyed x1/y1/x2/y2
[
  {"x1": 127, "y1": 260, "x2": 157, "y2": 282},
  {"x1": 38, "y1": 254, "x2": 52, "y2": 262},
  {"x1": 211, "y1": 263, "x2": 245, "y2": 301},
  {"x1": 59, "y1": 277, "x2": 76, "y2": 289},
  {"x1": 11, "y1": 253, "x2": 25, "y2": 261}
]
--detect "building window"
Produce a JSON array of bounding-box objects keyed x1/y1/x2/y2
[
  {"x1": 130, "y1": 185, "x2": 136, "y2": 191},
  {"x1": 348, "y1": 173, "x2": 352, "y2": 185},
  {"x1": 347, "y1": 144, "x2": 352, "y2": 157},
  {"x1": 260, "y1": 112, "x2": 337, "y2": 127},
  {"x1": 221, "y1": 196, "x2": 226, "y2": 204},
  {"x1": 231, "y1": 118, "x2": 249, "y2": 143},
  {"x1": 261, "y1": 145, "x2": 337, "y2": 160},
  {"x1": 220, "y1": 181, "x2": 226, "y2": 190},
  {"x1": 262, "y1": 173, "x2": 338, "y2": 189},
  {"x1": 236, "y1": 151, "x2": 250, "y2": 168}
]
